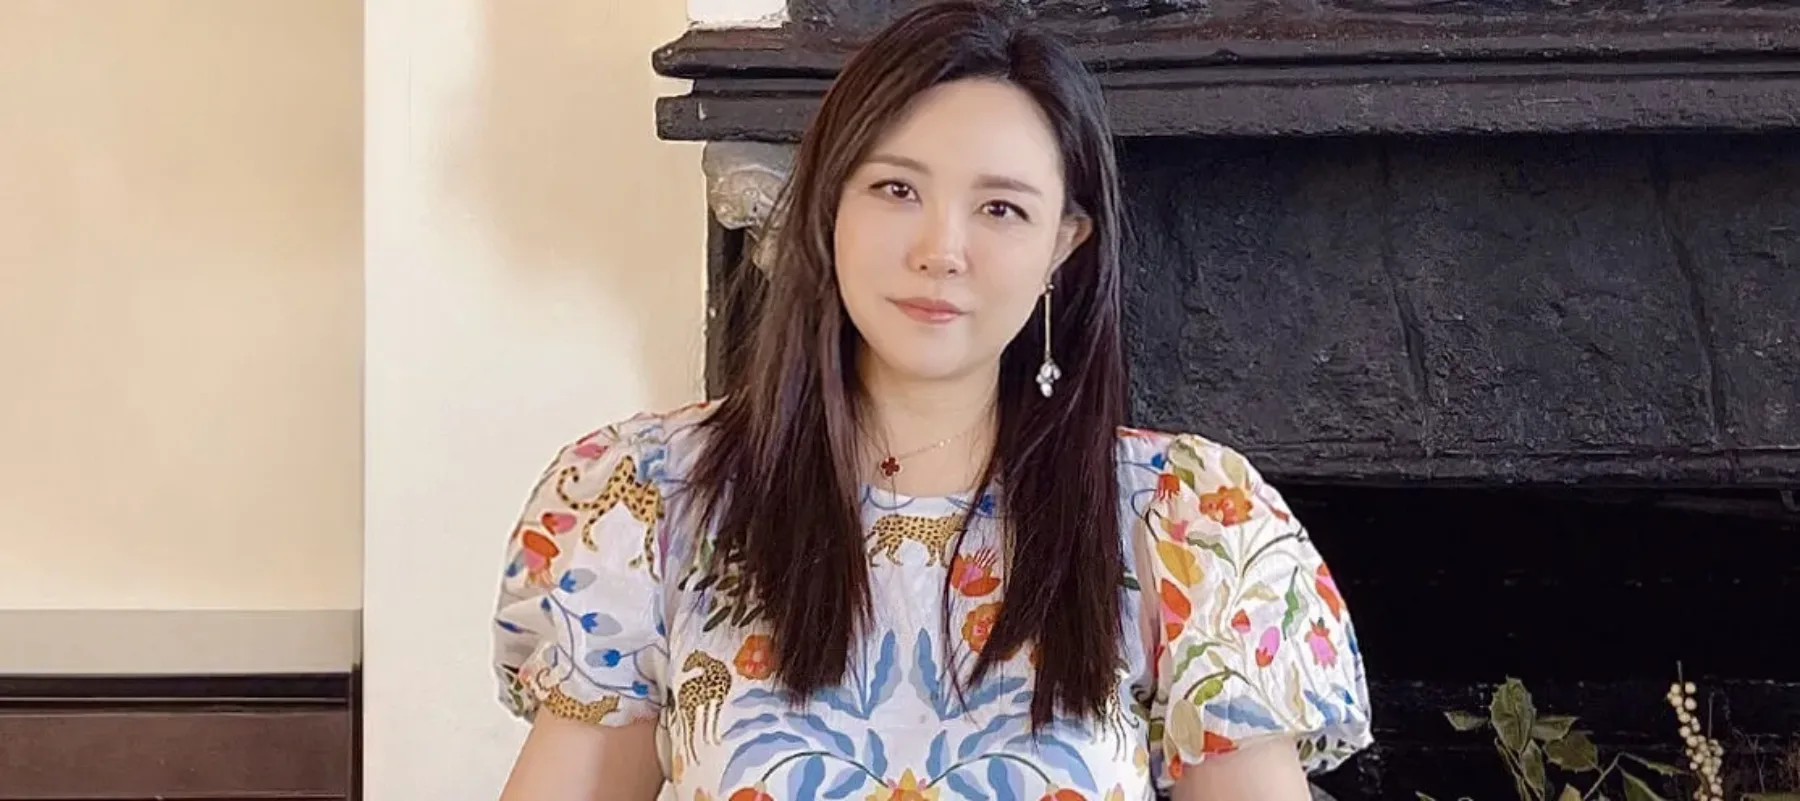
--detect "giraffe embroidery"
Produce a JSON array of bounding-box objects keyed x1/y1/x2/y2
[
  {"x1": 558, "y1": 454, "x2": 665, "y2": 577},
  {"x1": 672, "y1": 650, "x2": 732, "y2": 760},
  {"x1": 870, "y1": 513, "x2": 962, "y2": 567}
]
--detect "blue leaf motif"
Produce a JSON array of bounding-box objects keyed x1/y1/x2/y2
[
  {"x1": 579, "y1": 612, "x2": 621, "y2": 636},
  {"x1": 822, "y1": 768, "x2": 868, "y2": 800},
  {"x1": 721, "y1": 732, "x2": 810, "y2": 787},
  {"x1": 793, "y1": 755, "x2": 827, "y2": 801},
  {"x1": 732, "y1": 687, "x2": 789, "y2": 710},
  {"x1": 1304, "y1": 689, "x2": 1342, "y2": 727},
  {"x1": 866, "y1": 731, "x2": 888, "y2": 777},
  {"x1": 784, "y1": 713, "x2": 855, "y2": 757},
  {"x1": 927, "y1": 730, "x2": 949, "y2": 778},
  {"x1": 722, "y1": 713, "x2": 781, "y2": 740},
  {"x1": 1005, "y1": 733, "x2": 1097, "y2": 792},
  {"x1": 866, "y1": 631, "x2": 900, "y2": 714},
  {"x1": 816, "y1": 687, "x2": 863, "y2": 719},
  {"x1": 957, "y1": 713, "x2": 1027, "y2": 760},
  {"x1": 959, "y1": 676, "x2": 1027, "y2": 714},
  {"x1": 495, "y1": 619, "x2": 523, "y2": 634},
  {"x1": 987, "y1": 758, "x2": 1024, "y2": 799},
  {"x1": 559, "y1": 568, "x2": 596, "y2": 593},
  {"x1": 946, "y1": 772, "x2": 988, "y2": 800},
  {"x1": 1205, "y1": 695, "x2": 1281, "y2": 730},
  {"x1": 912, "y1": 630, "x2": 946, "y2": 716}
]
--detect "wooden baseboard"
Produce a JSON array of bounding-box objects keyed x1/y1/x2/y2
[{"x1": 0, "y1": 672, "x2": 358, "y2": 801}]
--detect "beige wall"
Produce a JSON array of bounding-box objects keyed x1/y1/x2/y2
[
  {"x1": 362, "y1": 1, "x2": 706, "y2": 798},
  {"x1": 2, "y1": 0, "x2": 712, "y2": 792},
  {"x1": 0, "y1": 1, "x2": 362, "y2": 616}
]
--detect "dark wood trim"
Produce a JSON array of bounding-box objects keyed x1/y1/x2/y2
[
  {"x1": 0, "y1": 672, "x2": 357, "y2": 801},
  {"x1": 651, "y1": 21, "x2": 1800, "y2": 140}
]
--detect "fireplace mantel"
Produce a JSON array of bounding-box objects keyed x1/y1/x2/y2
[
  {"x1": 653, "y1": 1, "x2": 1800, "y2": 141},
  {"x1": 652, "y1": 0, "x2": 1800, "y2": 489}
]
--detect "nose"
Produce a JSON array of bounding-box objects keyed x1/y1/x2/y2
[{"x1": 908, "y1": 211, "x2": 967, "y2": 278}]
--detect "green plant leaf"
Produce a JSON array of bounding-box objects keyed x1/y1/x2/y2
[
  {"x1": 1189, "y1": 673, "x2": 1227, "y2": 706},
  {"x1": 1415, "y1": 794, "x2": 1437, "y2": 801},
  {"x1": 1281, "y1": 570, "x2": 1305, "y2": 638},
  {"x1": 1532, "y1": 715, "x2": 1578, "y2": 741},
  {"x1": 1544, "y1": 731, "x2": 1599, "y2": 772},
  {"x1": 1558, "y1": 785, "x2": 1584, "y2": 801},
  {"x1": 1173, "y1": 643, "x2": 1213, "y2": 681},
  {"x1": 1621, "y1": 772, "x2": 1667, "y2": 801},
  {"x1": 1489, "y1": 676, "x2": 1537, "y2": 754},
  {"x1": 1521, "y1": 742, "x2": 1548, "y2": 797},
  {"x1": 1621, "y1": 754, "x2": 1681, "y2": 777},
  {"x1": 1445, "y1": 710, "x2": 1488, "y2": 732}
]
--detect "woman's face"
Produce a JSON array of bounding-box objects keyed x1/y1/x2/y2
[{"x1": 834, "y1": 77, "x2": 1089, "y2": 385}]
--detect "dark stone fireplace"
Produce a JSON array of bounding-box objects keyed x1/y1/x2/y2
[{"x1": 653, "y1": 3, "x2": 1800, "y2": 797}]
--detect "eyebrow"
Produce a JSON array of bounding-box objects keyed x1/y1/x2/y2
[{"x1": 864, "y1": 153, "x2": 1045, "y2": 198}]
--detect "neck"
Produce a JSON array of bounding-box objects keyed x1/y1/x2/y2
[{"x1": 856, "y1": 352, "x2": 998, "y2": 473}]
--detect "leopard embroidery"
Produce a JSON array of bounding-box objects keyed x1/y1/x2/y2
[
  {"x1": 558, "y1": 454, "x2": 664, "y2": 578},
  {"x1": 540, "y1": 685, "x2": 622, "y2": 726},
  {"x1": 870, "y1": 513, "x2": 962, "y2": 567},
  {"x1": 672, "y1": 650, "x2": 732, "y2": 760}
]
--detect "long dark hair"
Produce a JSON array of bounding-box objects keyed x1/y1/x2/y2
[{"x1": 687, "y1": 0, "x2": 1127, "y2": 729}]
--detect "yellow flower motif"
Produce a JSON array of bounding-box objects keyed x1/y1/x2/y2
[
  {"x1": 867, "y1": 769, "x2": 939, "y2": 801},
  {"x1": 1105, "y1": 786, "x2": 1128, "y2": 801}
]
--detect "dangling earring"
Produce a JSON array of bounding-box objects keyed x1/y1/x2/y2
[{"x1": 1035, "y1": 283, "x2": 1061, "y2": 398}]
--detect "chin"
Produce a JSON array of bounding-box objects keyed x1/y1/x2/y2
[{"x1": 862, "y1": 340, "x2": 977, "y2": 383}]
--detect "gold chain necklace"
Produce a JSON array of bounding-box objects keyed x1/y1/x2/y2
[{"x1": 875, "y1": 416, "x2": 985, "y2": 481}]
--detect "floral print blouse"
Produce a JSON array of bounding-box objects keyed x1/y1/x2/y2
[{"x1": 492, "y1": 401, "x2": 1372, "y2": 800}]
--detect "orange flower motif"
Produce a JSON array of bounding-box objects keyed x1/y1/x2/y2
[
  {"x1": 1202, "y1": 730, "x2": 1238, "y2": 755},
  {"x1": 518, "y1": 528, "x2": 560, "y2": 587},
  {"x1": 1230, "y1": 609, "x2": 1252, "y2": 634},
  {"x1": 949, "y1": 548, "x2": 1002, "y2": 597},
  {"x1": 727, "y1": 788, "x2": 773, "y2": 801},
  {"x1": 1039, "y1": 788, "x2": 1086, "y2": 801},
  {"x1": 962, "y1": 602, "x2": 1001, "y2": 654},
  {"x1": 1168, "y1": 757, "x2": 1186, "y2": 781},
  {"x1": 1315, "y1": 563, "x2": 1344, "y2": 621},
  {"x1": 868, "y1": 769, "x2": 939, "y2": 800},
  {"x1": 1198, "y1": 486, "x2": 1254, "y2": 526},
  {"x1": 1155, "y1": 471, "x2": 1182, "y2": 501},
  {"x1": 733, "y1": 634, "x2": 774, "y2": 680},
  {"x1": 1159, "y1": 579, "x2": 1192, "y2": 643}
]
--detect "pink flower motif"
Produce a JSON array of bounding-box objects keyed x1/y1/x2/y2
[
  {"x1": 1255, "y1": 626, "x2": 1280, "y2": 667},
  {"x1": 541, "y1": 511, "x2": 577, "y2": 534},
  {"x1": 1306, "y1": 620, "x2": 1338, "y2": 667},
  {"x1": 571, "y1": 441, "x2": 608, "y2": 460}
]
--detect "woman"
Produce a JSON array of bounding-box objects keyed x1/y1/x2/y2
[{"x1": 492, "y1": 2, "x2": 1372, "y2": 799}]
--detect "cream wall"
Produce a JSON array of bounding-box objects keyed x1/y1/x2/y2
[
  {"x1": 363, "y1": 1, "x2": 708, "y2": 798},
  {"x1": 689, "y1": 0, "x2": 785, "y2": 27},
  {"x1": 0, "y1": 1, "x2": 363, "y2": 669}
]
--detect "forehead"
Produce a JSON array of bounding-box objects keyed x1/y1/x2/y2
[{"x1": 868, "y1": 78, "x2": 1064, "y2": 183}]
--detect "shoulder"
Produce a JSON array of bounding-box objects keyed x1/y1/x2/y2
[
  {"x1": 1115, "y1": 425, "x2": 1291, "y2": 524},
  {"x1": 538, "y1": 399, "x2": 720, "y2": 487}
]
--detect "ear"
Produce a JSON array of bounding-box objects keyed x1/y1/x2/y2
[{"x1": 1051, "y1": 212, "x2": 1093, "y2": 271}]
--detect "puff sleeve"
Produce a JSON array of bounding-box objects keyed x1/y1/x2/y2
[
  {"x1": 1142, "y1": 434, "x2": 1373, "y2": 789},
  {"x1": 491, "y1": 424, "x2": 670, "y2": 727}
]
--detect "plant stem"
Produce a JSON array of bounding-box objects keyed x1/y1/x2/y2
[{"x1": 1582, "y1": 755, "x2": 1625, "y2": 800}]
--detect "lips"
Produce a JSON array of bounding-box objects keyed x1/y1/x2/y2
[{"x1": 891, "y1": 297, "x2": 965, "y2": 324}]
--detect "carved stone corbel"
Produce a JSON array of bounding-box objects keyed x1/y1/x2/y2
[{"x1": 700, "y1": 141, "x2": 796, "y2": 274}]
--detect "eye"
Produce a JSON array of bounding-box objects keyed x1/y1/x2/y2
[
  {"x1": 873, "y1": 180, "x2": 917, "y2": 202},
  {"x1": 982, "y1": 200, "x2": 1029, "y2": 222}
]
